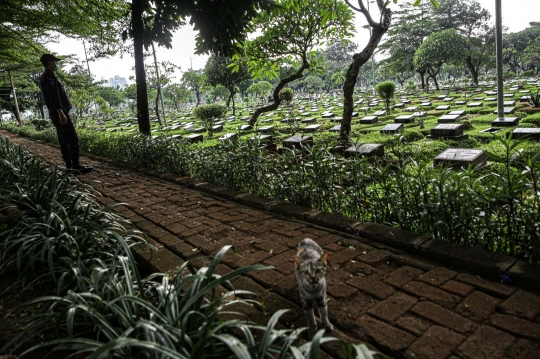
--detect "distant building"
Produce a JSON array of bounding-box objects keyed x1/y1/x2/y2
[{"x1": 101, "y1": 75, "x2": 127, "y2": 90}]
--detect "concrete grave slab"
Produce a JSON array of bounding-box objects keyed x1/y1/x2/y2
[
  {"x1": 448, "y1": 110, "x2": 466, "y2": 116},
  {"x1": 360, "y1": 116, "x2": 379, "y2": 124},
  {"x1": 283, "y1": 135, "x2": 313, "y2": 149},
  {"x1": 467, "y1": 102, "x2": 483, "y2": 107},
  {"x1": 185, "y1": 134, "x2": 203, "y2": 143},
  {"x1": 302, "y1": 124, "x2": 322, "y2": 132},
  {"x1": 427, "y1": 124, "x2": 468, "y2": 139},
  {"x1": 257, "y1": 126, "x2": 274, "y2": 133},
  {"x1": 491, "y1": 117, "x2": 519, "y2": 127},
  {"x1": 394, "y1": 115, "x2": 415, "y2": 123},
  {"x1": 434, "y1": 148, "x2": 488, "y2": 169},
  {"x1": 435, "y1": 105, "x2": 451, "y2": 110},
  {"x1": 438, "y1": 114, "x2": 461, "y2": 123},
  {"x1": 218, "y1": 133, "x2": 237, "y2": 141},
  {"x1": 493, "y1": 107, "x2": 516, "y2": 115},
  {"x1": 380, "y1": 123, "x2": 404, "y2": 134},
  {"x1": 374, "y1": 110, "x2": 387, "y2": 116},
  {"x1": 344, "y1": 143, "x2": 384, "y2": 157},
  {"x1": 506, "y1": 128, "x2": 540, "y2": 140},
  {"x1": 301, "y1": 117, "x2": 316, "y2": 123}
]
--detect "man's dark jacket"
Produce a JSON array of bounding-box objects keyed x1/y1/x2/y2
[{"x1": 41, "y1": 69, "x2": 72, "y2": 111}]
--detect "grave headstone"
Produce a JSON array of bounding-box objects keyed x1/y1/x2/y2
[
  {"x1": 352, "y1": 112, "x2": 359, "y2": 117},
  {"x1": 427, "y1": 124, "x2": 468, "y2": 139},
  {"x1": 344, "y1": 144, "x2": 384, "y2": 158},
  {"x1": 394, "y1": 103, "x2": 405, "y2": 109},
  {"x1": 330, "y1": 117, "x2": 343, "y2": 122},
  {"x1": 454, "y1": 100, "x2": 466, "y2": 105},
  {"x1": 283, "y1": 135, "x2": 313, "y2": 149},
  {"x1": 506, "y1": 128, "x2": 540, "y2": 140},
  {"x1": 321, "y1": 112, "x2": 334, "y2": 118},
  {"x1": 491, "y1": 116, "x2": 519, "y2": 127},
  {"x1": 168, "y1": 134, "x2": 182, "y2": 140},
  {"x1": 373, "y1": 110, "x2": 387, "y2": 116},
  {"x1": 479, "y1": 128, "x2": 503, "y2": 134},
  {"x1": 504, "y1": 100, "x2": 516, "y2": 106},
  {"x1": 302, "y1": 124, "x2": 322, "y2": 132},
  {"x1": 240, "y1": 116, "x2": 251, "y2": 121},
  {"x1": 218, "y1": 133, "x2": 237, "y2": 141},
  {"x1": 421, "y1": 101, "x2": 433, "y2": 107},
  {"x1": 301, "y1": 112, "x2": 311, "y2": 116},
  {"x1": 493, "y1": 107, "x2": 516, "y2": 115},
  {"x1": 448, "y1": 110, "x2": 466, "y2": 116},
  {"x1": 438, "y1": 114, "x2": 461, "y2": 123},
  {"x1": 360, "y1": 116, "x2": 378, "y2": 124},
  {"x1": 257, "y1": 125, "x2": 274, "y2": 133},
  {"x1": 467, "y1": 102, "x2": 482, "y2": 107},
  {"x1": 413, "y1": 111, "x2": 427, "y2": 118},
  {"x1": 249, "y1": 134, "x2": 273, "y2": 144},
  {"x1": 329, "y1": 125, "x2": 341, "y2": 132},
  {"x1": 211, "y1": 124, "x2": 224, "y2": 132},
  {"x1": 394, "y1": 114, "x2": 415, "y2": 123},
  {"x1": 435, "y1": 105, "x2": 451, "y2": 110},
  {"x1": 405, "y1": 106, "x2": 418, "y2": 112},
  {"x1": 443, "y1": 97, "x2": 454, "y2": 102},
  {"x1": 434, "y1": 148, "x2": 488, "y2": 169},
  {"x1": 302, "y1": 117, "x2": 317, "y2": 123},
  {"x1": 185, "y1": 134, "x2": 203, "y2": 143},
  {"x1": 239, "y1": 124, "x2": 253, "y2": 131},
  {"x1": 380, "y1": 123, "x2": 403, "y2": 134}
]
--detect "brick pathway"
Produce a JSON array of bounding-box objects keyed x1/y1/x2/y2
[{"x1": 4, "y1": 131, "x2": 540, "y2": 359}]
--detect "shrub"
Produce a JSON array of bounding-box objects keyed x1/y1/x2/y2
[
  {"x1": 31, "y1": 119, "x2": 50, "y2": 131},
  {"x1": 528, "y1": 90, "x2": 540, "y2": 108},
  {"x1": 279, "y1": 87, "x2": 294, "y2": 104},
  {"x1": 192, "y1": 103, "x2": 227, "y2": 137},
  {"x1": 375, "y1": 81, "x2": 396, "y2": 114}
]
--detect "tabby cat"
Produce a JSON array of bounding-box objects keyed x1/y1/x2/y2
[{"x1": 293, "y1": 238, "x2": 333, "y2": 332}]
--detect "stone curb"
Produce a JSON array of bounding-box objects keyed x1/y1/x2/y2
[{"x1": 18, "y1": 142, "x2": 540, "y2": 292}]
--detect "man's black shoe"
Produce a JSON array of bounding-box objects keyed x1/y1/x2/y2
[{"x1": 69, "y1": 164, "x2": 93, "y2": 174}]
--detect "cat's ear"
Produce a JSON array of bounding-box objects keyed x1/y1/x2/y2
[
  {"x1": 320, "y1": 253, "x2": 328, "y2": 266},
  {"x1": 293, "y1": 255, "x2": 303, "y2": 266}
]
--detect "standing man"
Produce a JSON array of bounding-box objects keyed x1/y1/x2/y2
[{"x1": 40, "y1": 54, "x2": 92, "y2": 173}]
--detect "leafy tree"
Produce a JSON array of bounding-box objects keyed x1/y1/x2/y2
[
  {"x1": 97, "y1": 86, "x2": 124, "y2": 108},
  {"x1": 413, "y1": 29, "x2": 466, "y2": 90},
  {"x1": 434, "y1": 0, "x2": 494, "y2": 85},
  {"x1": 303, "y1": 75, "x2": 324, "y2": 93},
  {"x1": 145, "y1": 60, "x2": 179, "y2": 125},
  {"x1": 126, "y1": 0, "x2": 275, "y2": 134},
  {"x1": 204, "y1": 55, "x2": 250, "y2": 115},
  {"x1": 192, "y1": 103, "x2": 227, "y2": 137},
  {"x1": 207, "y1": 85, "x2": 230, "y2": 103},
  {"x1": 181, "y1": 70, "x2": 205, "y2": 106},
  {"x1": 375, "y1": 81, "x2": 396, "y2": 114},
  {"x1": 523, "y1": 36, "x2": 540, "y2": 75},
  {"x1": 378, "y1": 2, "x2": 434, "y2": 90},
  {"x1": 339, "y1": 0, "x2": 440, "y2": 140},
  {"x1": 247, "y1": 81, "x2": 273, "y2": 104},
  {"x1": 163, "y1": 83, "x2": 192, "y2": 110},
  {"x1": 503, "y1": 22, "x2": 540, "y2": 74},
  {"x1": 236, "y1": 0, "x2": 354, "y2": 126}
]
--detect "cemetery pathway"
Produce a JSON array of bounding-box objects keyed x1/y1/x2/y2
[{"x1": 4, "y1": 131, "x2": 540, "y2": 359}]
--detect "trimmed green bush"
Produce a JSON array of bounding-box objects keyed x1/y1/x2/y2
[
  {"x1": 376, "y1": 81, "x2": 396, "y2": 114},
  {"x1": 192, "y1": 103, "x2": 227, "y2": 137}
]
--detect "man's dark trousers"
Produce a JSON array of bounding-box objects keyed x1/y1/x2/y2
[{"x1": 50, "y1": 110, "x2": 80, "y2": 168}]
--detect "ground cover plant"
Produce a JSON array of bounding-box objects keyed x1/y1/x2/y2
[{"x1": 0, "y1": 135, "x2": 383, "y2": 358}]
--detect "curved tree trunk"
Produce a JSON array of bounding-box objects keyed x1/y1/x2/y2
[
  {"x1": 465, "y1": 56, "x2": 479, "y2": 86},
  {"x1": 339, "y1": 0, "x2": 391, "y2": 141},
  {"x1": 249, "y1": 62, "x2": 310, "y2": 127}
]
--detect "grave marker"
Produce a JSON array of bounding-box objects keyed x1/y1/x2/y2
[
  {"x1": 344, "y1": 144, "x2": 384, "y2": 158},
  {"x1": 360, "y1": 116, "x2": 378, "y2": 124},
  {"x1": 467, "y1": 102, "x2": 482, "y2": 107},
  {"x1": 373, "y1": 110, "x2": 387, "y2": 116},
  {"x1": 438, "y1": 114, "x2": 461, "y2": 123},
  {"x1": 434, "y1": 148, "x2": 488, "y2": 169},
  {"x1": 218, "y1": 133, "x2": 237, "y2": 141},
  {"x1": 257, "y1": 125, "x2": 274, "y2": 133},
  {"x1": 380, "y1": 123, "x2": 403, "y2": 134},
  {"x1": 185, "y1": 134, "x2": 203, "y2": 143},
  {"x1": 435, "y1": 105, "x2": 451, "y2": 110},
  {"x1": 506, "y1": 128, "x2": 540, "y2": 140},
  {"x1": 283, "y1": 135, "x2": 313, "y2": 149},
  {"x1": 302, "y1": 124, "x2": 322, "y2": 132},
  {"x1": 427, "y1": 124, "x2": 468, "y2": 139},
  {"x1": 302, "y1": 117, "x2": 317, "y2": 123},
  {"x1": 394, "y1": 114, "x2": 415, "y2": 123}
]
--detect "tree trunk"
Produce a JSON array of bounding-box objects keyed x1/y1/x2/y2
[
  {"x1": 231, "y1": 92, "x2": 236, "y2": 115},
  {"x1": 155, "y1": 94, "x2": 162, "y2": 125},
  {"x1": 339, "y1": 2, "x2": 391, "y2": 141},
  {"x1": 195, "y1": 91, "x2": 200, "y2": 106},
  {"x1": 132, "y1": 0, "x2": 151, "y2": 135},
  {"x1": 465, "y1": 56, "x2": 479, "y2": 86},
  {"x1": 249, "y1": 62, "x2": 310, "y2": 126}
]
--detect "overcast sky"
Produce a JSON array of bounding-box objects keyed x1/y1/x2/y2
[{"x1": 47, "y1": 0, "x2": 538, "y2": 84}]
